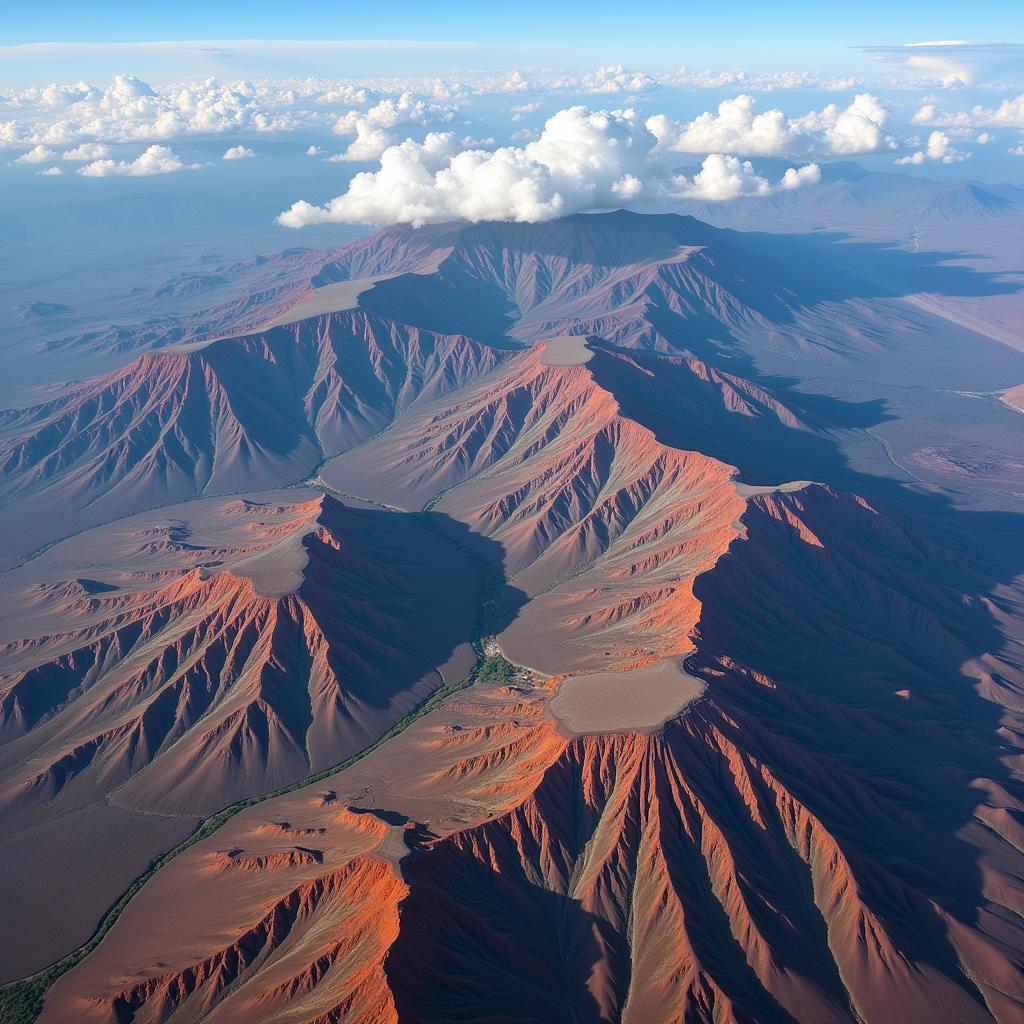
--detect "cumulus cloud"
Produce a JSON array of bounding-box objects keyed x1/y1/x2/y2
[
  {"x1": 464, "y1": 66, "x2": 656, "y2": 97},
  {"x1": 510, "y1": 101, "x2": 540, "y2": 122},
  {"x1": 646, "y1": 93, "x2": 895, "y2": 158},
  {"x1": 911, "y1": 104, "x2": 937, "y2": 125},
  {"x1": 796, "y1": 94, "x2": 896, "y2": 155},
  {"x1": 36, "y1": 165, "x2": 63, "y2": 176},
  {"x1": 895, "y1": 130, "x2": 969, "y2": 164},
  {"x1": 334, "y1": 92, "x2": 432, "y2": 134},
  {"x1": 0, "y1": 72, "x2": 349, "y2": 149},
  {"x1": 329, "y1": 91, "x2": 452, "y2": 161},
  {"x1": 579, "y1": 65, "x2": 658, "y2": 94},
  {"x1": 1009, "y1": 141, "x2": 1024, "y2": 157},
  {"x1": 686, "y1": 154, "x2": 771, "y2": 200},
  {"x1": 989, "y1": 96, "x2": 1024, "y2": 128},
  {"x1": 12, "y1": 143, "x2": 54, "y2": 163},
  {"x1": 306, "y1": 144, "x2": 323, "y2": 155},
  {"x1": 912, "y1": 94, "x2": 1024, "y2": 131},
  {"x1": 647, "y1": 97, "x2": 791, "y2": 156},
  {"x1": 61, "y1": 141, "x2": 109, "y2": 160},
  {"x1": 277, "y1": 106, "x2": 820, "y2": 228},
  {"x1": 310, "y1": 83, "x2": 369, "y2": 105},
  {"x1": 332, "y1": 120, "x2": 395, "y2": 161},
  {"x1": 222, "y1": 144, "x2": 255, "y2": 159},
  {"x1": 77, "y1": 144, "x2": 200, "y2": 176},
  {"x1": 780, "y1": 163, "x2": 822, "y2": 189}
]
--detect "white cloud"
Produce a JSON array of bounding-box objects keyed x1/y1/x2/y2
[
  {"x1": 1009, "y1": 141, "x2": 1024, "y2": 157},
  {"x1": 306, "y1": 144, "x2": 323, "y2": 155},
  {"x1": 985, "y1": 95, "x2": 1024, "y2": 128},
  {"x1": 648, "y1": 96, "x2": 791, "y2": 156},
  {"x1": 12, "y1": 143, "x2": 54, "y2": 163},
  {"x1": 333, "y1": 120, "x2": 395, "y2": 161},
  {"x1": 685, "y1": 154, "x2": 771, "y2": 200},
  {"x1": 923, "y1": 129, "x2": 968, "y2": 162},
  {"x1": 36, "y1": 165, "x2": 63, "y2": 175},
  {"x1": 329, "y1": 91, "x2": 452, "y2": 161},
  {"x1": 0, "y1": 72, "x2": 345, "y2": 149},
  {"x1": 62, "y1": 141, "x2": 109, "y2": 160},
  {"x1": 976, "y1": 132, "x2": 994, "y2": 144},
  {"x1": 222, "y1": 144, "x2": 255, "y2": 159},
  {"x1": 580, "y1": 65, "x2": 658, "y2": 94},
  {"x1": 511, "y1": 101, "x2": 541, "y2": 122},
  {"x1": 858, "y1": 42, "x2": 1024, "y2": 88},
  {"x1": 909, "y1": 93, "x2": 1024, "y2": 131},
  {"x1": 77, "y1": 144, "x2": 200, "y2": 176},
  {"x1": 895, "y1": 130, "x2": 969, "y2": 164},
  {"x1": 334, "y1": 92, "x2": 433, "y2": 134},
  {"x1": 277, "y1": 106, "x2": 819, "y2": 228},
  {"x1": 658, "y1": 67, "x2": 863, "y2": 93},
  {"x1": 493, "y1": 71, "x2": 530, "y2": 94},
  {"x1": 911, "y1": 103, "x2": 937, "y2": 125},
  {"x1": 646, "y1": 93, "x2": 895, "y2": 158},
  {"x1": 780, "y1": 163, "x2": 822, "y2": 189},
  {"x1": 310, "y1": 83, "x2": 369, "y2": 105},
  {"x1": 798, "y1": 94, "x2": 896, "y2": 155},
  {"x1": 659, "y1": 67, "x2": 749, "y2": 89}
]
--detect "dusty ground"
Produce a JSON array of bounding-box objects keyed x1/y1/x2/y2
[{"x1": 546, "y1": 657, "x2": 705, "y2": 734}]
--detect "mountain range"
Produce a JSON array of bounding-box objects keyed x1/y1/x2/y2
[{"x1": 1, "y1": 207, "x2": 1024, "y2": 1023}]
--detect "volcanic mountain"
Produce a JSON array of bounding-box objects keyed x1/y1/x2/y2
[
  {"x1": 1, "y1": 211, "x2": 1023, "y2": 1023},
  {"x1": 316, "y1": 211, "x2": 859, "y2": 353}
]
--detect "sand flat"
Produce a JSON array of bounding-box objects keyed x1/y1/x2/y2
[
  {"x1": 261, "y1": 275, "x2": 397, "y2": 328},
  {"x1": 1002, "y1": 384, "x2": 1024, "y2": 414},
  {"x1": 0, "y1": 803, "x2": 197, "y2": 983},
  {"x1": 547, "y1": 657, "x2": 705, "y2": 735},
  {"x1": 160, "y1": 275, "x2": 399, "y2": 355},
  {"x1": 735, "y1": 479, "x2": 813, "y2": 497},
  {"x1": 540, "y1": 335, "x2": 592, "y2": 366}
]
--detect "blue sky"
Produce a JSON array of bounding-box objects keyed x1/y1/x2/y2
[
  {"x1": 2, "y1": 1, "x2": 1022, "y2": 80},
  {"x1": 3, "y1": 0, "x2": 1020, "y2": 45}
]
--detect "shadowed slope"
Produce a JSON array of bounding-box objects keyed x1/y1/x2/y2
[{"x1": 324, "y1": 341, "x2": 748, "y2": 671}]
